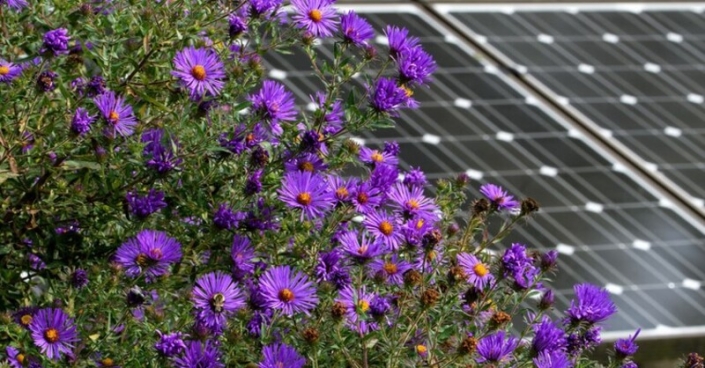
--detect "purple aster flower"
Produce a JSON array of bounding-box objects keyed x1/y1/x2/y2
[
  {"x1": 567, "y1": 326, "x2": 602, "y2": 355},
  {"x1": 336, "y1": 286, "x2": 379, "y2": 334},
  {"x1": 42, "y1": 28, "x2": 70, "y2": 56},
  {"x1": 5, "y1": 346, "x2": 23, "y2": 368},
  {"x1": 94, "y1": 91, "x2": 137, "y2": 137},
  {"x1": 173, "y1": 340, "x2": 224, "y2": 368},
  {"x1": 384, "y1": 141, "x2": 400, "y2": 156},
  {"x1": 1, "y1": 0, "x2": 27, "y2": 10},
  {"x1": 385, "y1": 25, "x2": 420, "y2": 59},
  {"x1": 126, "y1": 189, "x2": 167, "y2": 218},
  {"x1": 229, "y1": 13, "x2": 248, "y2": 37},
  {"x1": 245, "y1": 169, "x2": 264, "y2": 195},
  {"x1": 0, "y1": 59, "x2": 22, "y2": 83},
  {"x1": 249, "y1": 80, "x2": 297, "y2": 130},
  {"x1": 414, "y1": 246, "x2": 443, "y2": 274},
  {"x1": 614, "y1": 329, "x2": 640, "y2": 358},
  {"x1": 249, "y1": 0, "x2": 282, "y2": 16},
  {"x1": 314, "y1": 249, "x2": 342, "y2": 283},
  {"x1": 369, "y1": 255, "x2": 412, "y2": 286},
  {"x1": 171, "y1": 46, "x2": 225, "y2": 100},
  {"x1": 327, "y1": 175, "x2": 356, "y2": 204},
  {"x1": 397, "y1": 45, "x2": 437, "y2": 86},
  {"x1": 70, "y1": 107, "x2": 95, "y2": 136},
  {"x1": 231, "y1": 235, "x2": 257, "y2": 279},
  {"x1": 541, "y1": 250, "x2": 559, "y2": 272},
  {"x1": 388, "y1": 183, "x2": 437, "y2": 219},
  {"x1": 565, "y1": 283, "x2": 617, "y2": 325},
  {"x1": 113, "y1": 230, "x2": 182, "y2": 282},
  {"x1": 339, "y1": 230, "x2": 384, "y2": 263},
  {"x1": 458, "y1": 252, "x2": 494, "y2": 291},
  {"x1": 532, "y1": 316, "x2": 567, "y2": 355},
  {"x1": 364, "y1": 210, "x2": 404, "y2": 251},
  {"x1": 340, "y1": 11, "x2": 374, "y2": 46},
  {"x1": 247, "y1": 309, "x2": 273, "y2": 337},
  {"x1": 70, "y1": 269, "x2": 89, "y2": 288},
  {"x1": 192, "y1": 271, "x2": 246, "y2": 334},
  {"x1": 13, "y1": 306, "x2": 38, "y2": 329},
  {"x1": 370, "y1": 164, "x2": 400, "y2": 193},
  {"x1": 480, "y1": 183, "x2": 519, "y2": 211},
  {"x1": 621, "y1": 362, "x2": 638, "y2": 368},
  {"x1": 284, "y1": 152, "x2": 327, "y2": 173},
  {"x1": 277, "y1": 171, "x2": 333, "y2": 220},
  {"x1": 351, "y1": 181, "x2": 383, "y2": 214},
  {"x1": 359, "y1": 146, "x2": 399, "y2": 167},
  {"x1": 86, "y1": 75, "x2": 107, "y2": 97},
  {"x1": 476, "y1": 331, "x2": 519, "y2": 364},
  {"x1": 539, "y1": 289, "x2": 555, "y2": 310},
  {"x1": 28, "y1": 308, "x2": 79, "y2": 360},
  {"x1": 259, "y1": 265, "x2": 319, "y2": 316},
  {"x1": 260, "y1": 343, "x2": 305, "y2": 368},
  {"x1": 403, "y1": 167, "x2": 427, "y2": 188},
  {"x1": 369, "y1": 77, "x2": 409, "y2": 114},
  {"x1": 36, "y1": 70, "x2": 58, "y2": 92},
  {"x1": 331, "y1": 268, "x2": 351, "y2": 290},
  {"x1": 534, "y1": 351, "x2": 571, "y2": 368},
  {"x1": 310, "y1": 91, "x2": 344, "y2": 133},
  {"x1": 213, "y1": 203, "x2": 244, "y2": 230},
  {"x1": 502, "y1": 243, "x2": 539, "y2": 288},
  {"x1": 28, "y1": 253, "x2": 45, "y2": 270},
  {"x1": 369, "y1": 295, "x2": 391, "y2": 320},
  {"x1": 141, "y1": 128, "x2": 182, "y2": 173},
  {"x1": 154, "y1": 330, "x2": 186, "y2": 357},
  {"x1": 291, "y1": 0, "x2": 337, "y2": 38}
]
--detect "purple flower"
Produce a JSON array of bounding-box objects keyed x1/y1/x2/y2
[
  {"x1": 336, "y1": 286, "x2": 379, "y2": 334},
  {"x1": 260, "y1": 343, "x2": 306, "y2": 368},
  {"x1": 126, "y1": 189, "x2": 167, "y2": 218},
  {"x1": 397, "y1": 46, "x2": 436, "y2": 86},
  {"x1": 291, "y1": 0, "x2": 337, "y2": 38},
  {"x1": 1, "y1": 0, "x2": 28, "y2": 10},
  {"x1": 154, "y1": 331, "x2": 186, "y2": 357},
  {"x1": 70, "y1": 107, "x2": 95, "y2": 136},
  {"x1": 28, "y1": 308, "x2": 79, "y2": 360},
  {"x1": 213, "y1": 203, "x2": 244, "y2": 230},
  {"x1": 388, "y1": 183, "x2": 437, "y2": 219},
  {"x1": 28, "y1": 254, "x2": 45, "y2": 270},
  {"x1": 114, "y1": 230, "x2": 182, "y2": 282},
  {"x1": 480, "y1": 183, "x2": 519, "y2": 211},
  {"x1": 614, "y1": 329, "x2": 640, "y2": 358},
  {"x1": 249, "y1": 0, "x2": 282, "y2": 16},
  {"x1": 0, "y1": 59, "x2": 22, "y2": 83},
  {"x1": 231, "y1": 235, "x2": 257, "y2": 279},
  {"x1": 42, "y1": 28, "x2": 70, "y2": 56},
  {"x1": 94, "y1": 91, "x2": 137, "y2": 137},
  {"x1": 259, "y1": 265, "x2": 319, "y2": 316},
  {"x1": 13, "y1": 306, "x2": 38, "y2": 329},
  {"x1": 458, "y1": 253, "x2": 494, "y2": 291},
  {"x1": 339, "y1": 230, "x2": 384, "y2": 262},
  {"x1": 351, "y1": 181, "x2": 383, "y2": 214},
  {"x1": 476, "y1": 331, "x2": 519, "y2": 364},
  {"x1": 385, "y1": 25, "x2": 419, "y2": 58},
  {"x1": 533, "y1": 351, "x2": 571, "y2": 368},
  {"x1": 284, "y1": 152, "x2": 328, "y2": 173},
  {"x1": 70, "y1": 269, "x2": 89, "y2": 288},
  {"x1": 314, "y1": 249, "x2": 342, "y2": 283},
  {"x1": 369, "y1": 255, "x2": 412, "y2": 286},
  {"x1": 36, "y1": 70, "x2": 58, "y2": 92},
  {"x1": 229, "y1": 13, "x2": 248, "y2": 37},
  {"x1": 403, "y1": 167, "x2": 427, "y2": 188},
  {"x1": 249, "y1": 80, "x2": 296, "y2": 130},
  {"x1": 565, "y1": 283, "x2": 617, "y2": 324},
  {"x1": 278, "y1": 171, "x2": 333, "y2": 220},
  {"x1": 532, "y1": 316, "x2": 567, "y2": 354},
  {"x1": 172, "y1": 46, "x2": 225, "y2": 100},
  {"x1": 141, "y1": 128, "x2": 182, "y2": 173},
  {"x1": 369, "y1": 295, "x2": 391, "y2": 319},
  {"x1": 502, "y1": 243, "x2": 539, "y2": 289},
  {"x1": 86, "y1": 75, "x2": 107, "y2": 97},
  {"x1": 327, "y1": 175, "x2": 356, "y2": 204},
  {"x1": 173, "y1": 340, "x2": 224, "y2": 368},
  {"x1": 621, "y1": 362, "x2": 638, "y2": 368},
  {"x1": 369, "y1": 77, "x2": 409, "y2": 114},
  {"x1": 247, "y1": 309, "x2": 272, "y2": 337},
  {"x1": 539, "y1": 289, "x2": 555, "y2": 310},
  {"x1": 567, "y1": 326, "x2": 602, "y2": 355},
  {"x1": 311, "y1": 91, "x2": 344, "y2": 133},
  {"x1": 359, "y1": 146, "x2": 399, "y2": 167},
  {"x1": 192, "y1": 272, "x2": 246, "y2": 334},
  {"x1": 340, "y1": 11, "x2": 374, "y2": 46},
  {"x1": 245, "y1": 169, "x2": 264, "y2": 195},
  {"x1": 541, "y1": 250, "x2": 559, "y2": 271},
  {"x1": 364, "y1": 210, "x2": 404, "y2": 251}
]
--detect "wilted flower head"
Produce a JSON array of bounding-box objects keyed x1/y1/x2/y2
[
  {"x1": 28, "y1": 308, "x2": 79, "y2": 360},
  {"x1": 70, "y1": 269, "x2": 89, "y2": 288}
]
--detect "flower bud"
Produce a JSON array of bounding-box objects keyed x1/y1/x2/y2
[
  {"x1": 459, "y1": 336, "x2": 478, "y2": 355},
  {"x1": 404, "y1": 270, "x2": 422, "y2": 287},
  {"x1": 472, "y1": 198, "x2": 490, "y2": 215},
  {"x1": 538, "y1": 289, "x2": 555, "y2": 310},
  {"x1": 303, "y1": 327, "x2": 319, "y2": 344},
  {"x1": 421, "y1": 289, "x2": 440, "y2": 307}
]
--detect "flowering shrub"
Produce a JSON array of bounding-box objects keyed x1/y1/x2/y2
[{"x1": 0, "y1": 0, "x2": 690, "y2": 367}]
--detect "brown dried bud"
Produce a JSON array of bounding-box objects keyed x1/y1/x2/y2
[
  {"x1": 249, "y1": 146, "x2": 269, "y2": 168},
  {"x1": 80, "y1": 3, "x2": 93, "y2": 15},
  {"x1": 363, "y1": 45, "x2": 377, "y2": 60},
  {"x1": 423, "y1": 228, "x2": 443, "y2": 247},
  {"x1": 446, "y1": 223, "x2": 460, "y2": 237},
  {"x1": 331, "y1": 302, "x2": 347, "y2": 319},
  {"x1": 455, "y1": 173, "x2": 470, "y2": 187},
  {"x1": 521, "y1": 197, "x2": 540, "y2": 215},
  {"x1": 404, "y1": 270, "x2": 422, "y2": 287},
  {"x1": 302, "y1": 327, "x2": 320, "y2": 344},
  {"x1": 459, "y1": 336, "x2": 478, "y2": 355},
  {"x1": 472, "y1": 198, "x2": 491, "y2": 215},
  {"x1": 686, "y1": 353, "x2": 705, "y2": 368},
  {"x1": 343, "y1": 139, "x2": 360, "y2": 155},
  {"x1": 463, "y1": 287, "x2": 480, "y2": 305},
  {"x1": 448, "y1": 266, "x2": 467, "y2": 285},
  {"x1": 421, "y1": 289, "x2": 440, "y2": 307},
  {"x1": 490, "y1": 311, "x2": 511, "y2": 328}
]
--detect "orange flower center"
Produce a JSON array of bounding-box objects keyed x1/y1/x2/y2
[
  {"x1": 135, "y1": 253, "x2": 149, "y2": 267},
  {"x1": 191, "y1": 65, "x2": 207, "y2": 81},
  {"x1": 0, "y1": 66, "x2": 9, "y2": 75},
  {"x1": 358, "y1": 299, "x2": 370, "y2": 312},
  {"x1": 370, "y1": 151, "x2": 384, "y2": 162},
  {"x1": 383, "y1": 262, "x2": 398, "y2": 275},
  {"x1": 101, "y1": 358, "x2": 115, "y2": 367},
  {"x1": 108, "y1": 111, "x2": 120, "y2": 123},
  {"x1": 246, "y1": 133, "x2": 255, "y2": 144},
  {"x1": 379, "y1": 221, "x2": 393, "y2": 236},
  {"x1": 20, "y1": 314, "x2": 32, "y2": 326},
  {"x1": 296, "y1": 192, "x2": 312, "y2": 206},
  {"x1": 473, "y1": 263, "x2": 488, "y2": 277},
  {"x1": 357, "y1": 192, "x2": 369, "y2": 204},
  {"x1": 416, "y1": 344, "x2": 427, "y2": 354},
  {"x1": 44, "y1": 328, "x2": 60, "y2": 343},
  {"x1": 279, "y1": 288, "x2": 294, "y2": 302},
  {"x1": 16, "y1": 353, "x2": 25, "y2": 363},
  {"x1": 406, "y1": 199, "x2": 420, "y2": 210},
  {"x1": 309, "y1": 9, "x2": 323, "y2": 22},
  {"x1": 426, "y1": 250, "x2": 437, "y2": 261},
  {"x1": 415, "y1": 219, "x2": 424, "y2": 229},
  {"x1": 336, "y1": 187, "x2": 349, "y2": 198},
  {"x1": 299, "y1": 161, "x2": 314, "y2": 172},
  {"x1": 402, "y1": 85, "x2": 414, "y2": 98},
  {"x1": 357, "y1": 245, "x2": 368, "y2": 255}
]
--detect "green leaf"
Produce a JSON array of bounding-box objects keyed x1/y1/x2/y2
[
  {"x1": 0, "y1": 170, "x2": 19, "y2": 185},
  {"x1": 61, "y1": 160, "x2": 102, "y2": 171}
]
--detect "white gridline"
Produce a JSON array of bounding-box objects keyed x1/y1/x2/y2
[{"x1": 262, "y1": 5, "x2": 705, "y2": 338}]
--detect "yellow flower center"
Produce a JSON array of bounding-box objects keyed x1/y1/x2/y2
[
  {"x1": 246, "y1": 133, "x2": 255, "y2": 144},
  {"x1": 296, "y1": 192, "x2": 312, "y2": 206},
  {"x1": 473, "y1": 263, "x2": 488, "y2": 277},
  {"x1": 16, "y1": 353, "x2": 25, "y2": 363},
  {"x1": 379, "y1": 221, "x2": 393, "y2": 236},
  {"x1": 44, "y1": 328, "x2": 60, "y2": 343},
  {"x1": 299, "y1": 161, "x2": 314, "y2": 172},
  {"x1": 108, "y1": 111, "x2": 120, "y2": 123},
  {"x1": 370, "y1": 151, "x2": 384, "y2": 162},
  {"x1": 416, "y1": 344, "x2": 427, "y2": 354},
  {"x1": 0, "y1": 66, "x2": 9, "y2": 75},
  {"x1": 415, "y1": 219, "x2": 424, "y2": 229},
  {"x1": 383, "y1": 262, "x2": 398, "y2": 275},
  {"x1": 402, "y1": 85, "x2": 414, "y2": 98},
  {"x1": 358, "y1": 299, "x2": 370, "y2": 312},
  {"x1": 406, "y1": 199, "x2": 420, "y2": 210},
  {"x1": 20, "y1": 314, "x2": 32, "y2": 326},
  {"x1": 309, "y1": 9, "x2": 323, "y2": 22},
  {"x1": 279, "y1": 288, "x2": 294, "y2": 302},
  {"x1": 336, "y1": 187, "x2": 349, "y2": 198},
  {"x1": 101, "y1": 358, "x2": 115, "y2": 367},
  {"x1": 191, "y1": 65, "x2": 207, "y2": 81},
  {"x1": 135, "y1": 253, "x2": 149, "y2": 267},
  {"x1": 426, "y1": 250, "x2": 437, "y2": 261}
]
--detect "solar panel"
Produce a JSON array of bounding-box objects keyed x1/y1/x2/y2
[
  {"x1": 435, "y1": 3, "x2": 705, "y2": 214},
  {"x1": 263, "y1": 4, "x2": 705, "y2": 339}
]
